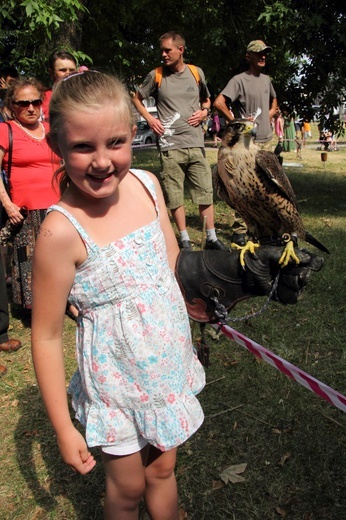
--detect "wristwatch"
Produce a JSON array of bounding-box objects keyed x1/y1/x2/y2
[{"x1": 201, "y1": 106, "x2": 211, "y2": 116}]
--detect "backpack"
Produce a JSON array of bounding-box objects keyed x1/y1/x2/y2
[{"x1": 154, "y1": 64, "x2": 200, "y2": 89}]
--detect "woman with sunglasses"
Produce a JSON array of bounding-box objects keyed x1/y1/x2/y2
[{"x1": 0, "y1": 77, "x2": 60, "y2": 311}]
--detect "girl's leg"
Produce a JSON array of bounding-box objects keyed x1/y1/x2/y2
[
  {"x1": 144, "y1": 446, "x2": 179, "y2": 520},
  {"x1": 101, "y1": 449, "x2": 148, "y2": 520}
]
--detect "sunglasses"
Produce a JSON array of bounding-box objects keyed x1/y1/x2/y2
[{"x1": 12, "y1": 99, "x2": 43, "y2": 108}]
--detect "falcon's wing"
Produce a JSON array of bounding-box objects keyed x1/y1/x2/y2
[
  {"x1": 212, "y1": 164, "x2": 234, "y2": 208},
  {"x1": 256, "y1": 150, "x2": 298, "y2": 209}
]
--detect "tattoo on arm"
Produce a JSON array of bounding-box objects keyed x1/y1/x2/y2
[{"x1": 38, "y1": 227, "x2": 52, "y2": 237}]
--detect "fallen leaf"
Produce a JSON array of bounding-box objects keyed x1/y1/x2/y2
[
  {"x1": 24, "y1": 429, "x2": 38, "y2": 437},
  {"x1": 274, "y1": 506, "x2": 287, "y2": 517},
  {"x1": 212, "y1": 480, "x2": 225, "y2": 490},
  {"x1": 277, "y1": 453, "x2": 291, "y2": 467},
  {"x1": 220, "y1": 463, "x2": 247, "y2": 484},
  {"x1": 223, "y1": 360, "x2": 238, "y2": 367},
  {"x1": 178, "y1": 506, "x2": 187, "y2": 519}
]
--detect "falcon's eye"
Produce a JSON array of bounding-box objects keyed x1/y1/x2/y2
[{"x1": 234, "y1": 123, "x2": 243, "y2": 131}]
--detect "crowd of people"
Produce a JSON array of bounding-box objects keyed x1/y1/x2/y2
[
  {"x1": 0, "y1": 53, "x2": 80, "y2": 375},
  {"x1": 0, "y1": 34, "x2": 330, "y2": 520}
]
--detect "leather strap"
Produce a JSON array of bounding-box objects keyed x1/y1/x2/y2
[{"x1": 5, "y1": 122, "x2": 13, "y2": 180}]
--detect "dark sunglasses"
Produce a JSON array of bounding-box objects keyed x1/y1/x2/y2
[{"x1": 12, "y1": 98, "x2": 43, "y2": 108}]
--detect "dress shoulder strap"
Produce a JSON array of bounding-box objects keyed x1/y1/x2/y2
[
  {"x1": 130, "y1": 169, "x2": 160, "y2": 215},
  {"x1": 47, "y1": 205, "x2": 97, "y2": 253}
]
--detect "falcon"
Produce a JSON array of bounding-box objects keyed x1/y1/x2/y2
[{"x1": 213, "y1": 119, "x2": 329, "y2": 267}]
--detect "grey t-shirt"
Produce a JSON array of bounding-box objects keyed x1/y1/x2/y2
[
  {"x1": 221, "y1": 71, "x2": 277, "y2": 142},
  {"x1": 138, "y1": 65, "x2": 210, "y2": 150}
]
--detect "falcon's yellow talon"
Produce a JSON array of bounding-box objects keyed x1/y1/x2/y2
[
  {"x1": 230, "y1": 242, "x2": 243, "y2": 250},
  {"x1": 278, "y1": 240, "x2": 300, "y2": 267},
  {"x1": 231, "y1": 240, "x2": 260, "y2": 268}
]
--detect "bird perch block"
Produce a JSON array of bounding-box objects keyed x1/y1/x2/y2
[{"x1": 321, "y1": 152, "x2": 328, "y2": 162}]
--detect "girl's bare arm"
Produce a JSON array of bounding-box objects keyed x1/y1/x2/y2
[{"x1": 31, "y1": 213, "x2": 96, "y2": 474}]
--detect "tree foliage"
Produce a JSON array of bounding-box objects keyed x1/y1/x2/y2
[
  {"x1": 0, "y1": 0, "x2": 344, "y2": 131},
  {"x1": 258, "y1": 0, "x2": 346, "y2": 132},
  {"x1": 0, "y1": 0, "x2": 89, "y2": 84}
]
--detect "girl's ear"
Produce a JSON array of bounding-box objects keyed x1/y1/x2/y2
[
  {"x1": 46, "y1": 133, "x2": 62, "y2": 157},
  {"x1": 132, "y1": 123, "x2": 137, "y2": 137},
  {"x1": 131, "y1": 124, "x2": 137, "y2": 141}
]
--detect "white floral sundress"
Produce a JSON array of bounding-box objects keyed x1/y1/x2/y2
[{"x1": 48, "y1": 169, "x2": 205, "y2": 451}]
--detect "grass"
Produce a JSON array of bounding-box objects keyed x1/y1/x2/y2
[{"x1": 1, "y1": 126, "x2": 345, "y2": 519}]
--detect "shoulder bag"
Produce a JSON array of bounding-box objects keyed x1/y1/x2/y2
[{"x1": 0, "y1": 122, "x2": 13, "y2": 228}]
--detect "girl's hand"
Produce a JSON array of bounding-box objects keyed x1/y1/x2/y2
[{"x1": 57, "y1": 426, "x2": 96, "y2": 474}]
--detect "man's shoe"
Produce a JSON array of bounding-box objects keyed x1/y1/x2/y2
[
  {"x1": 0, "y1": 364, "x2": 7, "y2": 377},
  {"x1": 180, "y1": 240, "x2": 193, "y2": 250},
  {"x1": 205, "y1": 239, "x2": 228, "y2": 250},
  {"x1": 0, "y1": 339, "x2": 22, "y2": 352},
  {"x1": 231, "y1": 233, "x2": 247, "y2": 247}
]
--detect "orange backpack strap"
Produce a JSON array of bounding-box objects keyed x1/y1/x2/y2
[
  {"x1": 186, "y1": 64, "x2": 200, "y2": 86},
  {"x1": 155, "y1": 66, "x2": 164, "y2": 88},
  {"x1": 155, "y1": 64, "x2": 200, "y2": 89}
]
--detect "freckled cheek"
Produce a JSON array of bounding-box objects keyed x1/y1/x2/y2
[
  {"x1": 62, "y1": 161, "x2": 89, "y2": 182},
  {"x1": 65, "y1": 154, "x2": 90, "y2": 170}
]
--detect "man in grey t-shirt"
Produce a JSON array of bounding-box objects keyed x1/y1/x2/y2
[
  {"x1": 213, "y1": 40, "x2": 278, "y2": 244},
  {"x1": 214, "y1": 40, "x2": 277, "y2": 147},
  {"x1": 132, "y1": 31, "x2": 227, "y2": 251}
]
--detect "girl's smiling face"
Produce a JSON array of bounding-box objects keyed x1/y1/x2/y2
[{"x1": 55, "y1": 104, "x2": 136, "y2": 200}]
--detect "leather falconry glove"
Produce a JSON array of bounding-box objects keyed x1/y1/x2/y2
[{"x1": 175, "y1": 245, "x2": 324, "y2": 324}]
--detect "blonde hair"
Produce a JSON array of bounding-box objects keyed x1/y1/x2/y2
[
  {"x1": 159, "y1": 31, "x2": 185, "y2": 48},
  {"x1": 49, "y1": 71, "x2": 135, "y2": 193}
]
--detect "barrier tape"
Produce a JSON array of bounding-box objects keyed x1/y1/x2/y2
[
  {"x1": 213, "y1": 323, "x2": 346, "y2": 414},
  {"x1": 132, "y1": 143, "x2": 157, "y2": 149}
]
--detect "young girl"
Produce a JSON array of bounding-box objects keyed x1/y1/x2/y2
[{"x1": 31, "y1": 71, "x2": 205, "y2": 520}]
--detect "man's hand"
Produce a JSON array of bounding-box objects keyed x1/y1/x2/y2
[
  {"x1": 148, "y1": 116, "x2": 165, "y2": 136},
  {"x1": 188, "y1": 109, "x2": 208, "y2": 127}
]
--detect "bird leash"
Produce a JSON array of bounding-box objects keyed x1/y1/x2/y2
[{"x1": 212, "y1": 270, "x2": 281, "y2": 325}]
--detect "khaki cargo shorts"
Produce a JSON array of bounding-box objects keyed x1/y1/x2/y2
[{"x1": 159, "y1": 147, "x2": 213, "y2": 209}]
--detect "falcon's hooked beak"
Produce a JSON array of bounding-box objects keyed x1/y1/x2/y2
[
  {"x1": 241, "y1": 120, "x2": 257, "y2": 137},
  {"x1": 250, "y1": 121, "x2": 257, "y2": 138}
]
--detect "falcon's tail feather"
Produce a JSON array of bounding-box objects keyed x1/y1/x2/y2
[{"x1": 305, "y1": 231, "x2": 330, "y2": 254}]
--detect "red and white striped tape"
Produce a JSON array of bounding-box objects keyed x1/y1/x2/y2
[{"x1": 213, "y1": 323, "x2": 346, "y2": 414}]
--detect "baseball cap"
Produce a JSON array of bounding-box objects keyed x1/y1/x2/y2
[{"x1": 247, "y1": 40, "x2": 272, "y2": 53}]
